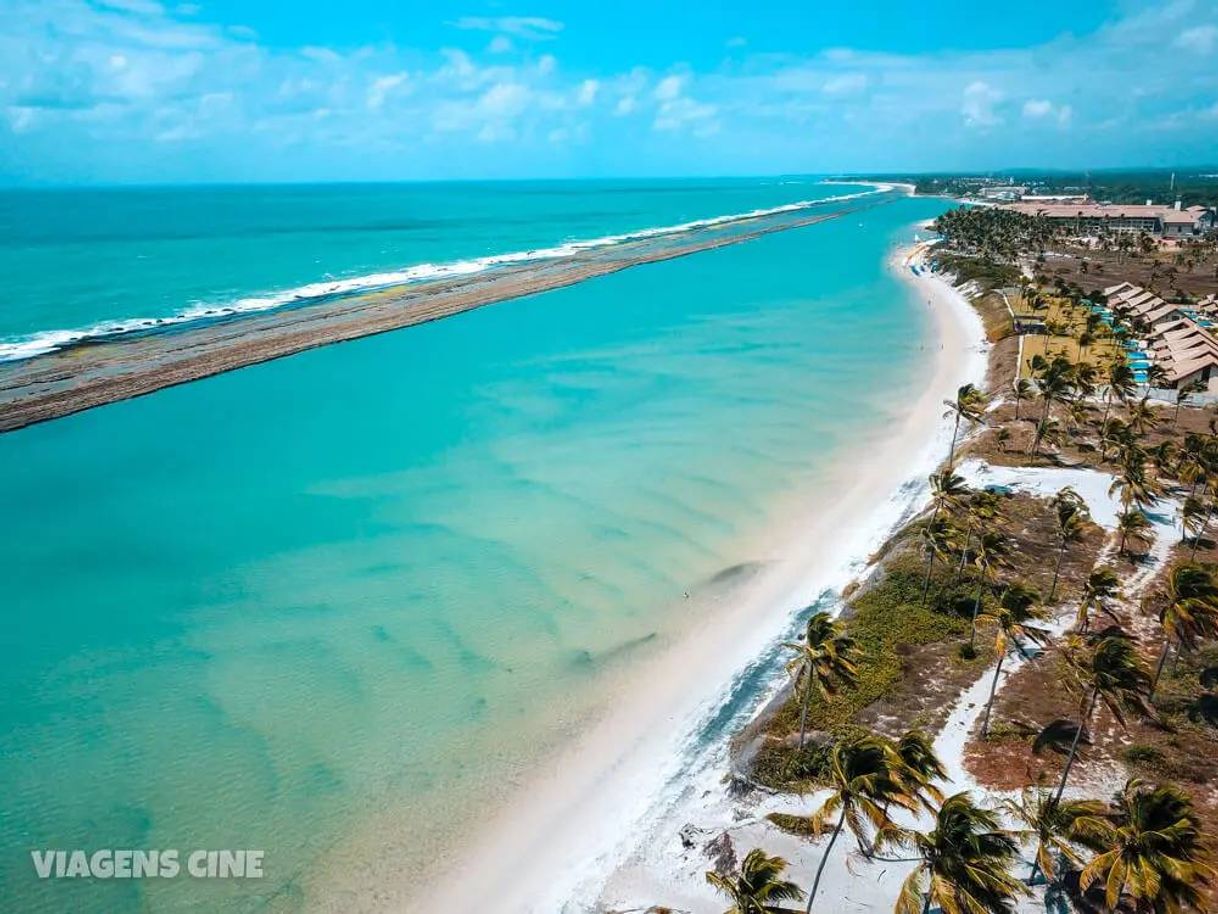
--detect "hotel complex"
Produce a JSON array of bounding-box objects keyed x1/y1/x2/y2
[
  {"x1": 1003, "y1": 200, "x2": 1213, "y2": 238},
  {"x1": 1103, "y1": 281, "x2": 1218, "y2": 390}
]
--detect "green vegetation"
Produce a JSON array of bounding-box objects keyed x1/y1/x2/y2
[{"x1": 750, "y1": 557, "x2": 989, "y2": 790}]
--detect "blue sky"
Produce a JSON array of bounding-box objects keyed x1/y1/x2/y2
[{"x1": 1, "y1": 0, "x2": 1216, "y2": 184}]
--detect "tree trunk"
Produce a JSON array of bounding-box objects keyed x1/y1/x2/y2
[
  {"x1": 1151, "y1": 638, "x2": 1173, "y2": 696},
  {"x1": 1027, "y1": 856, "x2": 1042, "y2": 886},
  {"x1": 921, "y1": 550, "x2": 936, "y2": 604},
  {"x1": 1030, "y1": 395, "x2": 1053, "y2": 456},
  {"x1": 980, "y1": 650, "x2": 1005, "y2": 737},
  {"x1": 1053, "y1": 688, "x2": 1098, "y2": 803},
  {"x1": 805, "y1": 806, "x2": 847, "y2": 914},
  {"x1": 954, "y1": 522, "x2": 974, "y2": 584},
  {"x1": 798, "y1": 677, "x2": 811, "y2": 749},
  {"x1": 1049, "y1": 539, "x2": 1066, "y2": 602},
  {"x1": 970, "y1": 577, "x2": 985, "y2": 649},
  {"x1": 947, "y1": 412, "x2": 961, "y2": 470},
  {"x1": 1190, "y1": 500, "x2": 1216, "y2": 561}
]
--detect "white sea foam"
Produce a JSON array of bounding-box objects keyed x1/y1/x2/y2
[{"x1": 0, "y1": 189, "x2": 879, "y2": 363}]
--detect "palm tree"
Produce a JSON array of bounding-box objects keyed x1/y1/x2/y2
[
  {"x1": 1054, "y1": 633, "x2": 1152, "y2": 802},
  {"x1": 920, "y1": 517, "x2": 958, "y2": 604},
  {"x1": 944, "y1": 383, "x2": 988, "y2": 469},
  {"x1": 1116, "y1": 508, "x2": 1153, "y2": 557},
  {"x1": 922, "y1": 472, "x2": 969, "y2": 600},
  {"x1": 1126, "y1": 395, "x2": 1160, "y2": 437},
  {"x1": 1030, "y1": 357, "x2": 1076, "y2": 457},
  {"x1": 894, "y1": 792, "x2": 1026, "y2": 914},
  {"x1": 1151, "y1": 563, "x2": 1218, "y2": 695},
  {"x1": 1075, "y1": 567, "x2": 1120, "y2": 634},
  {"x1": 804, "y1": 735, "x2": 913, "y2": 912},
  {"x1": 1189, "y1": 483, "x2": 1218, "y2": 561},
  {"x1": 1048, "y1": 487, "x2": 1088, "y2": 602},
  {"x1": 706, "y1": 848, "x2": 806, "y2": 914},
  {"x1": 953, "y1": 491, "x2": 1002, "y2": 585},
  {"x1": 784, "y1": 612, "x2": 860, "y2": 749},
  {"x1": 893, "y1": 729, "x2": 947, "y2": 810},
  {"x1": 1174, "y1": 377, "x2": 1207, "y2": 424},
  {"x1": 978, "y1": 584, "x2": 1050, "y2": 737},
  {"x1": 1100, "y1": 360, "x2": 1137, "y2": 439},
  {"x1": 1003, "y1": 787, "x2": 1105, "y2": 886},
  {"x1": 1076, "y1": 779, "x2": 1217, "y2": 912},
  {"x1": 969, "y1": 529, "x2": 1010, "y2": 651}
]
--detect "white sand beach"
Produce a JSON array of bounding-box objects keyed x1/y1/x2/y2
[{"x1": 413, "y1": 237, "x2": 989, "y2": 913}]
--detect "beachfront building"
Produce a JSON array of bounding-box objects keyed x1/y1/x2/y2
[
  {"x1": 1104, "y1": 282, "x2": 1218, "y2": 390},
  {"x1": 1004, "y1": 201, "x2": 1210, "y2": 238}
]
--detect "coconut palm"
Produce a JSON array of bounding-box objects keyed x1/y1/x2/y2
[
  {"x1": 1126, "y1": 395, "x2": 1160, "y2": 437},
  {"x1": 1076, "y1": 567, "x2": 1120, "y2": 634},
  {"x1": 1175, "y1": 377, "x2": 1207, "y2": 424},
  {"x1": 804, "y1": 735, "x2": 913, "y2": 912},
  {"x1": 1054, "y1": 633, "x2": 1152, "y2": 802},
  {"x1": 1151, "y1": 563, "x2": 1218, "y2": 695},
  {"x1": 969, "y1": 529, "x2": 1011, "y2": 651},
  {"x1": 1003, "y1": 787, "x2": 1106, "y2": 886},
  {"x1": 706, "y1": 848, "x2": 806, "y2": 914},
  {"x1": 953, "y1": 491, "x2": 1002, "y2": 585},
  {"x1": 1181, "y1": 494, "x2": 1207, "y2": 545},
  {"x1": 978, "y1": 584, "x2": 1050, "y2": 737},
  {"x1": 1101, "y1": 360, "x2": 1137, "y2": 439},
  {"x1": 922, "y1": 472, "x2": 970, "y2": 600},
  {"x1": 1116, "y1": 508, "x2": 1154, "y2": 557},
  {"x1": 893, "y1": 728, "x2": 947, "y2": 810},
  {"x1": 920, "y1": 517, "x2": 959, "y2": 604},
  {"x1": 1076, "y1": 779, "x2": 1217, "y2": 913},
  {"x1": 1189, "y1": 483, "x2": 1218, "y2": 561},
  {"x1": 944, "y1": 384, "x2": 988, "y2": 469},
  {"x1": 894, "y1": 792, "x2": 1026, "y2": 914},
  {"x1": 784, "y1": 612, "x2": 860, "y2": 749},
  {"x1": 1049, "y1": 488, "x2": 1089, "y2": 602},
  {"x1": 1030, "y1": 358, "x2": 1076, "y2": 457}
]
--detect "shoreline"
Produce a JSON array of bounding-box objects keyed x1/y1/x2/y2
[{"x1": 404, "y1": 231, "x2": 988, "y2": 913}]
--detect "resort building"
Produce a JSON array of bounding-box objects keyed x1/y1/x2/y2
[
  {"x1": 1004, "y1": 201, "x2": 1211, "y2": 238},
  {"x1": 1103, "y1": 282, "x2": 1218, "y2": 390}
]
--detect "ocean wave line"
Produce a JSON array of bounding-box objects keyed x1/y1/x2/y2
[{"x1": 0, "y1": 189, "x2": 880, "y2": 362}]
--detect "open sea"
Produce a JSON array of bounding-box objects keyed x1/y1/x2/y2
[{"x1": 0, "y1": 180, "x2": 951, "y2": 911}]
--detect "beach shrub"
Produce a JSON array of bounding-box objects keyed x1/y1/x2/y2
[
  {"x1": 757, "y1": 557, "x2": 991, "y2": 758},
  {"x1": 1122, "y1": 744, "x2": 1165, "y2": 767}
]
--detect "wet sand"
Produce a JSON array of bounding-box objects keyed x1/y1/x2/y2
[{"x1": 0, "y1": 202, "x2": 881, "y2": 433}]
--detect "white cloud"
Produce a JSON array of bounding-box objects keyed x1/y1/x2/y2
[
  {"x1": 1022, "y1": 98, "x2": 1053, "y2": 118},
  {"x1": 1022, "y1": 98, "x2": 1072, "y2": 126},
  {"x1": 366, "y1": 72, "x2": 409, "y2": 110},
  {"x1": 654, "y1": 75, "x2": 683, "y2": 101},
  {"x1": 452, "y1": 17, "x2": 563, "y2": 41},
  {"x1": 821, "y1": 73, "x2": 867, "y2": 96},
  {"x1": 961, "y1": 80, "x2": 1002, "y2": 127},
  {"x1": 1175, "y1": 24, "x2": 1218, "y2": 54},
  {"x1": 2, "y1": 0, "x2": 1217, "y2": 181},
  {"x1": 576, "y1": 79, "x2": 599, "y2": 106}
]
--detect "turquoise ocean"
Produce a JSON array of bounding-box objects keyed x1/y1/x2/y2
[{"x1": 0, "y1": 181, "x2": 951, "y2": 911}]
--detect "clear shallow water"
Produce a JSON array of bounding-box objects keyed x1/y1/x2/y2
[{"x1": 0, "y1": 185, "x2": 951, "y2": 911}]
